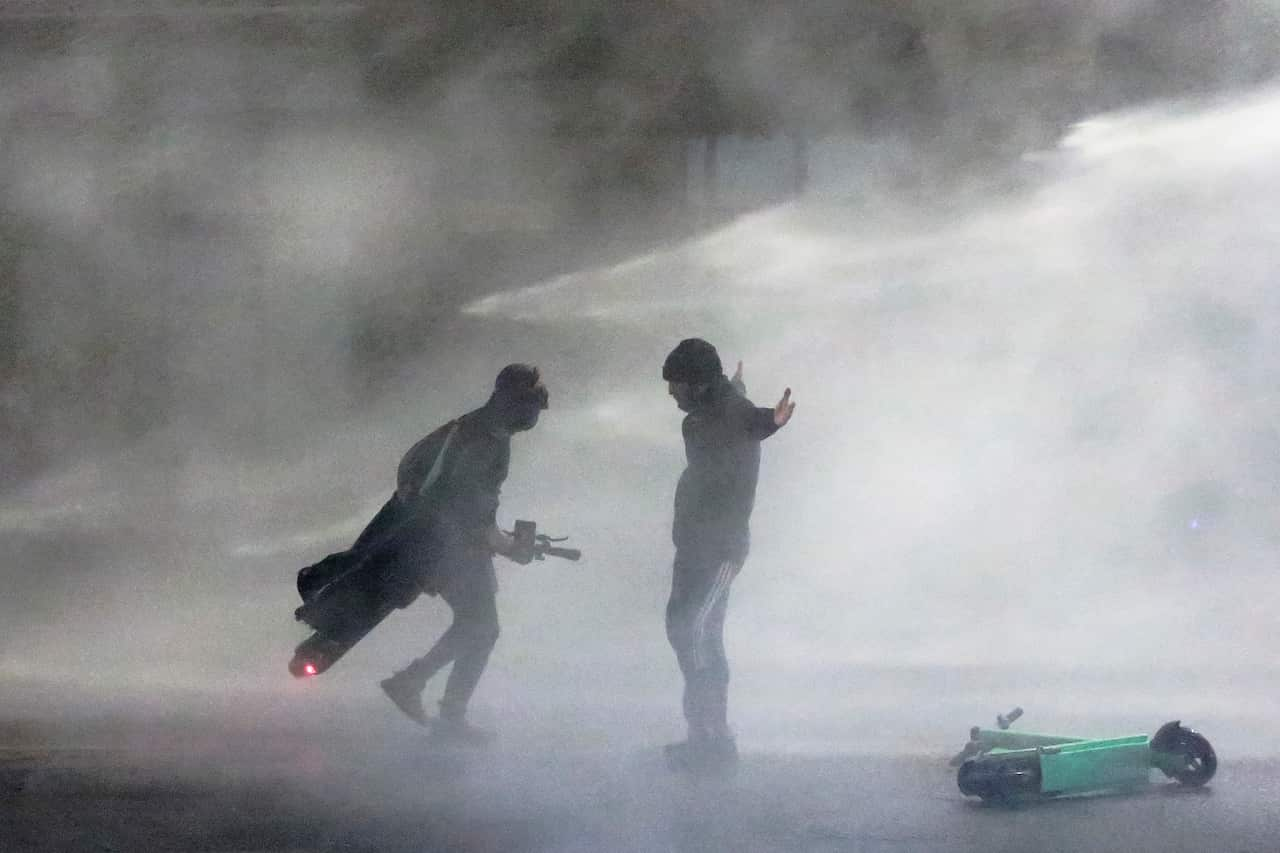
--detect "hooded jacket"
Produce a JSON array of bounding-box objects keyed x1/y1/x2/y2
[{"x1": 673, "y1": 375, "x2": 779, "y2": 562}]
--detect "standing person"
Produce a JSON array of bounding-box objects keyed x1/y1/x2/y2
[
  {"x1": 378, "y1": 363, "x2": 548, "y2": 745},
  {"x1": 661, "y1": 338, "x2": 795, "y2": 772}
]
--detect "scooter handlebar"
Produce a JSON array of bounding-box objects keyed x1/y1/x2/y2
[
  {"x1": 997, "y1": 707, "x2": 1024, "y2": 730},
  {"x1": 538, "y1": 545, "x2": 582, "y2": 561},
  {"x1": 507, "y1": 521, "x2": 583, "y2": 562}
]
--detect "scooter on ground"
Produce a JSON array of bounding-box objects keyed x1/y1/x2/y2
[{"x1": 951, "y1": 707, "x2": 1216, "y2": 801}]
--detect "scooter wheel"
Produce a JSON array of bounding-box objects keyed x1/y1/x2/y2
[
  {"x1": 1151, "y1": 722, "x2": 1217, "y2": 787},
  {"x1": 958, "y1": 755, "x2": 1041, "y2": 800},
  {"x1": 1168, "y1": 732, "x2": 1216, "y2": 787}
]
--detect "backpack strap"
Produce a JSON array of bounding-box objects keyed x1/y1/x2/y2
[{"x1": 417, "y1": 420, "x2": 460, "y2": 498}]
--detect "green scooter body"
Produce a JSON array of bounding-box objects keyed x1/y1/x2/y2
[
  {"x1": 968, "y1": 731, "x2": 1152, "y2": 795},
  {"x1": 955, "y1": 715, "x2": 1217, "y2": 800}
]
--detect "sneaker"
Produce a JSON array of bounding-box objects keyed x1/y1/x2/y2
[
  {"x1": 663, "y1": 739, "x2": 693, "y2": 768},
  {"x1": 429, "y1": 716, "x2": 496, "y2": 748},
  {"x1": 704, "y1": 735, "x2": 739, "y2": 771},
  {"x1": 664, "y1": 737, "x2": 738, "y2": 775},
  {"x1": 380, "y1": 676, "x2": 429, "y2": 727}
]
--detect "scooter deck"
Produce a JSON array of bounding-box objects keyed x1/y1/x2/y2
[{"x1": 289, "y1": 600, "x2": 394, "y2": 678}]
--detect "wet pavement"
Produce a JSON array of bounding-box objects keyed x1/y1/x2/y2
[{"x1": 3, "y1": 713, "x2": 1276, "y2": 853}]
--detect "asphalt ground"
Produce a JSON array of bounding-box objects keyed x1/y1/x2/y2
[{"x1": 2, "y1": 711, "x2": 1276, "y2": 853}]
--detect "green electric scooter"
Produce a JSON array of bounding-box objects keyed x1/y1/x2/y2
[{"x1": 951, "y1": 708, "x2": 1217, "y2": 801}]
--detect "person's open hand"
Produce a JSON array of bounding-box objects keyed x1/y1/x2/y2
[{"x1": 774, "y1": 387, "x2": 796, "y2": 428}]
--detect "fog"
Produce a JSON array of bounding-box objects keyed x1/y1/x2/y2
[
  {"x1": 2, "y1": 0, "x2": 1279, "y2": 782},
  {"x1": 471, "y1": 88, "x2": 1280, "y2": 670}
]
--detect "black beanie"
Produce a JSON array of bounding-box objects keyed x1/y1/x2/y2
[{"x1": 662, "y1": 338, "x2": 722, "y2": 384}]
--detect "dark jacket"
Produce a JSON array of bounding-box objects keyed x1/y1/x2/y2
[
  {"x1": 397, "y1": 405, "x2": 511, "y2": 562},
  {"x1": 673, "y1": 376, "x2": 779, "y2": 562}
]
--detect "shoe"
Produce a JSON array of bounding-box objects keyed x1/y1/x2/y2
[
  {"x1": 704, "y1": 735, "x2": 739, "y2": 771},
  {"x1": 663, "y1": 739, "x2": 694, "y2": 769},
  {"x1": 380, "y1": 676, "x2": 429, "y2": 727},
  {"x1": 664, "y1": 736, "x2": 738, "y2": 775},
  {"x1": 429, "y1": 716, "x2": 496, "y2": 748}
]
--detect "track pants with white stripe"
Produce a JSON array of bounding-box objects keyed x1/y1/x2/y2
[{"x1": 666, "y1": 549, "x2": 743, "y2": 740}]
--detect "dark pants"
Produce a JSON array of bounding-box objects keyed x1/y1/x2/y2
[
  {"x1": 395, "y1": 557, "x2": 499, "y2": 721},
  {"x1": 666, "y1": 549, "x2": 742, "y2": 740}
]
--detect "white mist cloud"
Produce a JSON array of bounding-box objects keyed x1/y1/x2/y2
[{"x1": 463, "y1": 87, "x2": 1280, "y2": 672}]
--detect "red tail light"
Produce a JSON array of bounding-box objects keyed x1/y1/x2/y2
[{"x1": 303, "y1": 663, "x2": 318, "y2": 676}]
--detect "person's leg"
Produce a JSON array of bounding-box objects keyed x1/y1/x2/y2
[
  {"x1": 666, "y1": 552, "x2": 703, "y2": 739},
  {"x1": 698, "y1": 576, "x2": 734, "y2": 741},
  {"x1": 381, "y1": 611, "x2": 465, "y2": 725},
  {"x1": 436, "y1": 560, "x2": 500, "y2": 725},
  {"x1": 666, "y1": 553, "x2": 739, "y2": 745},
  {"x1": 387, "y1": 619, "x2": 463, "y2": 687},
  {"x1": 381, "y1": 562, "x2": 476, "y2": 725}
]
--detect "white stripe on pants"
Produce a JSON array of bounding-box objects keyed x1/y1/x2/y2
[{"x1": 692, "y1": 560, "x2": 736, "y2": 669}]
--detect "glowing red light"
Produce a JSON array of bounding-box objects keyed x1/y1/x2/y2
[{"x1": 303, "y1": 663, "x2": 317, "y2": 676}]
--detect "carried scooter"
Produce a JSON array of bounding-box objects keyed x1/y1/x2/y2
[
  {"x1": 289, "y1": 520, "x2": 580, "y2": 679},
  {"x1": 951, "y1": 707, "x2": 1217, "y2": 801}
]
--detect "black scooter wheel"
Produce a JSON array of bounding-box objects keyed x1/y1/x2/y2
[
  {"x1": 1168, "y1": 732, "x2": 1217, "y2": 787},
  {"x1": 958, "y1": 754, "x2": 1042, "y2": 800},
  {"x1": 1151, "y1": 722, "x2": 1217, "y2": 787}
]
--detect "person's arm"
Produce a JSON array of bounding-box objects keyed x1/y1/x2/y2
[
  {"x1": 746, "y1": 405, "x2": 780, "y2": 441},
  {"x1": 735, "y1": 362, "x2": 795, "y2": 440},
  {"x1": 486, "y1": 524, "x2": 534, "y2": 564},
  {"x1": 442, "y1": 434, "x2": 507, "y2": 540},
  {"x1": 448, "y1": 437, "x2": 534, "y2": 563},
  {"x1": 486, "y1": 525, "x2": 515, "y2": 554}
]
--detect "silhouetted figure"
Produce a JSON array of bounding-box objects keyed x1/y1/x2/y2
[
  {"x1": 379, "y1": 364, "x2": 548, "y2": 745},
  {"x1": 661, "y1": 339, "x2": 795, "y2": 773}
]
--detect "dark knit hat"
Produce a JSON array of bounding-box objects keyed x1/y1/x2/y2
[{"x1": 662, "y1": 338, "x2": 722, "y2": 384}]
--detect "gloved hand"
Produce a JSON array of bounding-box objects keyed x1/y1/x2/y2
[
  {"x1": 507, "y1": 541, "x2": 536, "y2": 565},
  {"x1": 488, "y1": 525, "x2": 536, "y2": 564}
]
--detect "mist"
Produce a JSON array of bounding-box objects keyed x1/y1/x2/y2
[{"x1": 3, "y1": 6, "x2": 1280, "y2": 844}]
